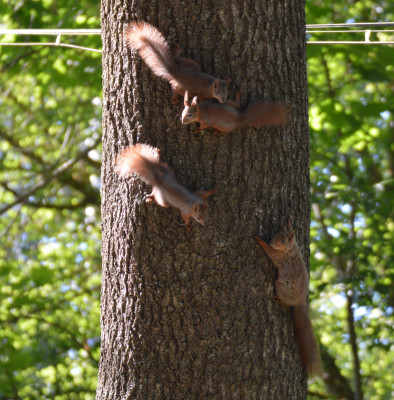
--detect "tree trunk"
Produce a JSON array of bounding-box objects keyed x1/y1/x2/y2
[{"x1": 98, "y1": 1, "x2": 310, "y2": 399}]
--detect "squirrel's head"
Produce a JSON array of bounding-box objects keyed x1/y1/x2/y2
[
  {"x1": 191, "y1": 203, "x2": 208, "y2": 226},
  {"x1": 212, "y1": 78, "x2": 230, "y2": 103},
  {"x1": 181, "y1": 92, "x2": 199, "y2": 124},
  {"x1": 191, "y1": 187, "x2": 217, "y2": 226},
  {"x1": 270, "y1": 220, "x2": 296, "y2": 251}
]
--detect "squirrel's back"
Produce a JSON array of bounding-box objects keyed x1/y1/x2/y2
[
  {"x1": 116, "y1": 144, "x2": 198, "y2": 213},
  {"x1": 274, "y1": 241, "x2": 309, "y2": 306},
  {"x1": 199, "y1": 101, "x2": 240, "y2": 124}
]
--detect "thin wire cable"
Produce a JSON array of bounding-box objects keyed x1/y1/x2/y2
[
  {"x1": 308, "y1": 41, "x2": 394, "y2": 45},
  {"x1": 0, "y1": 23, "x2": 393, "y2": 51},
  {"x1": 306, "y1": 30, "x2": 394, "y2": 33},
  {"x1": 306, "y1": 22, "x2": 394, "y2": 45},
  {"x1": 306, "y1": 22, "x2": 394, "y2": 28},
  {"x1": 0, "y1": 29, "x2": 101, "y2": 52},
  {"x1": 1, "y1": 41, "x2": 102, "y2": 52},
  {"x1": 0, "y1": 29, "x2": 101, "y2": 35}
]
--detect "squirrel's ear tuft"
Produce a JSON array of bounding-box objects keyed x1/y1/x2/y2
[
  {"x1": 191, "y1": 96, "x2": 198, "y2": 107},
  {"x1": 184, "y1": 91, "x2": 190, "y2": 106},
  {"x1": 288, "y1": 230, "x2": 295, "y2": 240}
]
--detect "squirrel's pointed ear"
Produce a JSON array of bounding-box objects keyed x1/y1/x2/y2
[
  {"x1": 287, "y1": 230, "x2": 295, "y2": 240},
  {"x1": 213, "y1": 79, "x2": 219, "y2": 88},
  {"x1": 184, "y1": 91, "x2": 190, "y2": 106},
  {"x1": 191, "y1": 96, "x2": 198, "y2": 107}
]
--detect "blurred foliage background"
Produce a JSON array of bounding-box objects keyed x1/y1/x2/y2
[
  {"x1": 0, "y1": 0, "x2": 392, "y2": 399},
  {"x1": 0, "y1": 1, "x2": 101, "y2": 399}
]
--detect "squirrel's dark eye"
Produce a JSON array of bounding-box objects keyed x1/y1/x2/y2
[{"x1": 188, "y1": 113, "x2": 192, "y2": 117}]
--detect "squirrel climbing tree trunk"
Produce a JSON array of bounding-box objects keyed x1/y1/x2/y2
[{"x1": 97, "y1": 0, "x2": 310, "y2": 399}]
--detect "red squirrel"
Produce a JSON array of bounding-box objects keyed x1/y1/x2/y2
[
  {"x1": 254, "y1": 220, "x2": 321, "y2": 375},
  {"x1": 116, "y1": 144, "x2": 217, "y2": 230},
  {"x1": 181, "y1": 91, "x2": 289, "y2": 134},
  {"x1": 125, "y1": 21, "x2": 229, "y2": 104}
]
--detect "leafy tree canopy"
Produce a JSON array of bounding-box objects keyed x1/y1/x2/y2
[
  {"x1": 0, "y1": 1, "x2": 101, "y2": 398},
  {"x1": 306, "y1": 1, "x2": 394, "y2": 399}
]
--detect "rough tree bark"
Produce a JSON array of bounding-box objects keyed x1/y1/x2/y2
[{"x1": 97, "y1": 0, "x2": 310, "y2": 399}]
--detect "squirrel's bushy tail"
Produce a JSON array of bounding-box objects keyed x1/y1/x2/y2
[
  {"x1": 116, "y1": 144, "x2": 160, "y2": 185},
  {"x1": 293, "y1": 302, "x2": 322, "y2": 376},
  {"x1": 125, "y1": 21, "x2": 175, "y2": 81},
  {"x1": 239, "y1": 102, "x2": 289, "y2": 128}
]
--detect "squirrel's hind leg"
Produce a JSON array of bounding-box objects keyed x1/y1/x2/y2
[
  {"x1": 180, "y1": 212, "x2": 192, "y2": 231},
  {"x1": 275, "y1": 279, "x2": 297, "y2": 307},
  {"x1": 170, "y1": 84, "x2": 184, "y2": 104},
  {"x1": 145, "y1": 189, "x2": 169, "y2": 207}
]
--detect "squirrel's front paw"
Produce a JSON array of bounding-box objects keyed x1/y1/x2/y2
[
  {"x1": 144, "y1": 194, "x2": 154, "y2": 203},
  {"x1": 185, "y1": 224, "x2": 193, "y2": 232},
  {"x1": 273, "y1": 294, "x2": 281, "y2": 302}
]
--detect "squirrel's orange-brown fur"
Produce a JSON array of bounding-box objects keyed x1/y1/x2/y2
[
  {"x1": 116, "y1": 144, "x2": 216, "y2": 230},
  {"x1": 125, "y1": 21, "x2": 229, "y2": 104},
  {"x1": 254, "y1": 220, "x2": 321, "y2": 376},
  {"x1": 182, "y1": 91, "x2": 289, "y2": 134}
]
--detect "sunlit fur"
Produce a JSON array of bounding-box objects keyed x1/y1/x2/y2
[
  {"x1": 116, "y1": 144, "x2": 216, "y2": 229},
  {"x1": 124, "y1": 21, "x2": 229, "y2": 103},
  {"x1": 182, "y1": 91, "x2": 289, "y2": 134}
]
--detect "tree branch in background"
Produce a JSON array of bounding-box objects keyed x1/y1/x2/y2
[
  {"x1": 343, "y1": 160, "x2": 363, "y2": 400},
  {"x1": 0, "y1": 202, "x2": 23, "y2": 241},
  {"x1": 0, "y1": 129, "x2": 47, "y2": 166},
  {"x1": 312, "y1": 201, "x2": 361, "y2": 397},
  {"x1": 346, "y1": 291, "x2": 363, "y2": 400},
  {"x1": 319, "y1": 345, "x2": 354, "y2": 400},
  {"x1": 2, "y1": 312, "x2": 99, "y2": 364},
  {"x1": 5, "y1": 369, "x2": 21, "y2": 400},
  {"x1": 0, "y1": 49, "x2": 40, "y2": 72},
  {"x1": 0, "y1": 128, "x2": 101, "y2": 207},
  {"x1": 19, "y1": 199, "x2": 95, "y2": 210},
  {"x1": 57, "y1": 171, "x2": 100, "y2": 204},
  {"x1": 307, "y1": 390, "x2": 329, "y2": 399},
  {"x1": 313, "y1": 199, "x2": 364, "y2": 397},
  {"x1": 0, "y1": 136, "x2": 101, "y2": 216},
  {"x1": 314, "y1": 54, "x2": 365, "y2": 399}
]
